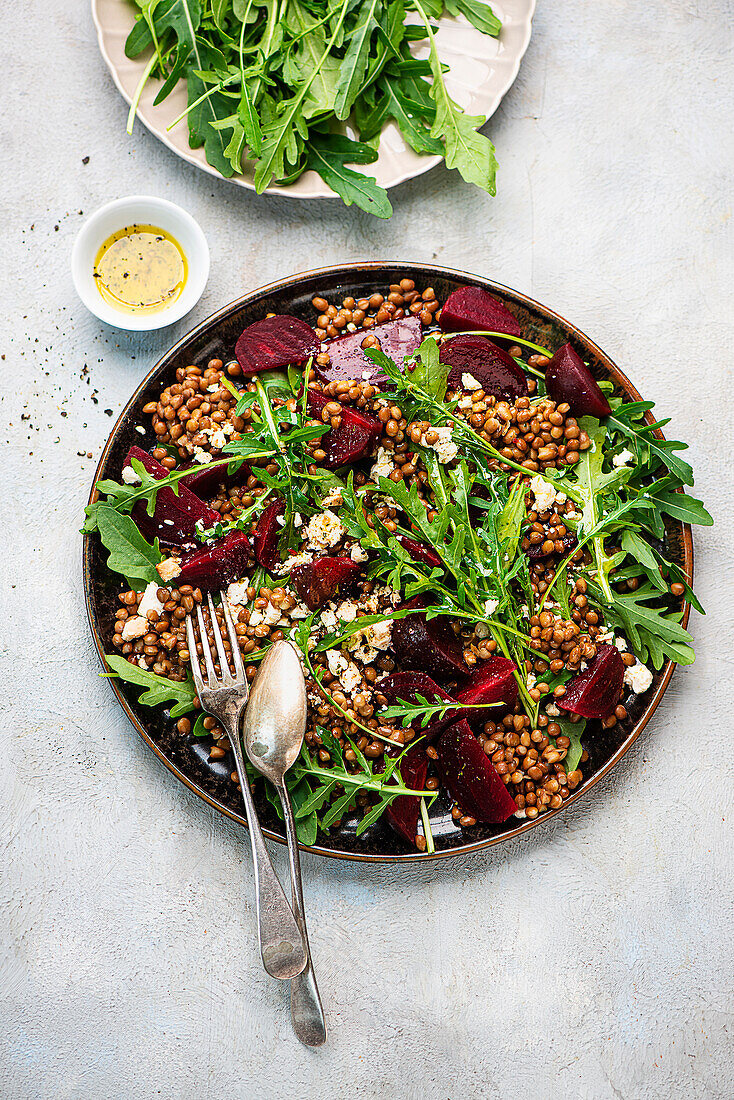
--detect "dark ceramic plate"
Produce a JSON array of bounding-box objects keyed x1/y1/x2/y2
[{"x1": 84, "y1": 262, "x2": 693, "y2": 863}]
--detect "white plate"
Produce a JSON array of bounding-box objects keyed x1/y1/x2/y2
[{"x1": 92, "y1": 0, "x2": 535, "y2": 200}]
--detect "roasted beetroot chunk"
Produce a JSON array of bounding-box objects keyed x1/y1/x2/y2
[
  {"x1": 558, "y1": 644, "x2": 625, "y2": 719},
  {"x1": 315, "y1": 315, "x2": 423, "y2": 385},
  {"x1": 391, "y1": 598, "x2": 467, "y2": 680},
  {"x1": 235, "y1": 314, "x2": 320, "y2": 375},
  {"x1": 455, "y1": 655, "x2": 518, "y2": 717},
  {"x1": 379, "y1": 670, "x2": 455, "y2": 742},
  {"x1": 253, "y1": 499, "x2": 285, "y2": 570},
  {"x1": 439, "y1": 335, "x2": 528, "y2": 400},
  {"x1": 399, "y1": 535, "x2": 442, "y2": 569},
  {"x1": 124, "y1": 446, "x2": 219, "y2": 551},
  {"x1": 177, "y1": 459, "x2": 250, "y2": 499},
  {"x1": 436, "y1": 720, "x2": 517, "y2": 824},
  {"x1": 177, "y1": 530, "x2": 252, "y2": 589},
  {"x1": 307, "y1": 389, "x2": 381, "y2": 468},
  {"x1": 290, "y1": 556, "x2": 362, "y2": 610},
  {"x1": 385, "y1": 747, "x2": 429, "y2": 846},
  {"x1": 439, "y1": 286, "x2": 522, "y2": 338},
  {"x1": 545, "y1": 343, "x2": 611, "y2": 419}
]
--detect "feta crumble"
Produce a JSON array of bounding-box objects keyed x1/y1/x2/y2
[
  {"x1": 624, "y1": 661, "x2": 653, "y2": 694},
  {"x1": 545, "y1": 702, "x2": 560, "y2": 717},
  {"x1": 156, "y1": 557, "x2": 181, "y2": 582},
  {"x1": 614, "y1": 636, "x2": 628, "y2": 652},
  {"x1": 326, "y1": 649, "x2": 362, "y2": 695},
  {"x1": 306, "y1": 510, "x2": 346, "y2": 550},
  {"x1": 193, "y1": 445, "x2": 213, "y2": 465},
  {"x1": 529, "y1": 475, "x2": 558, "y2": 513},
  {"x1": 349, "y1": 543, "x2": 369, "y2": 563},
  {"x1": 461, "y1": 372, "x2": 482, "y2": 391},
  {"x1": 121, "y1": 465, "x2": 141, "y2": 485},
  {"x1": 613, "y1": 448, "x2": 636, "y2": 468},
  {"x1": 227, "y1": 581, "x2": 250, "y2": 607},
  {"x1": 370, "y1": 446, "x2": 395, "y2": 481},
  {"x1": 322, "y1": 486, "x2": 344, "y2": 507},
  {"x1": 138, "y1": 581, "x2": 164, "y2": 620},
  {"x1": 121, "y1": 615, "x2": 147, "y2": 642}
]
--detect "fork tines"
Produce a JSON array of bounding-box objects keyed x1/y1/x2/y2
[{"x1": 185, "y1": 590, "x2": 246, "y2": 693}]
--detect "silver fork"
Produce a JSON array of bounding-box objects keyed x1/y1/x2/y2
[{"x1": 186, "y1": 593, "x2": 307, "y2": 981}]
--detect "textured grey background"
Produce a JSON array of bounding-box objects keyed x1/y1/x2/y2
[{"x1": 2, "y1": 1, "x2": 733, "y2": 1098}]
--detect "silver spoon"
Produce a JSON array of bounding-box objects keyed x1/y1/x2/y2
[{"x1": 243, "y1": 640, "x2": 327, "y2": 1047}]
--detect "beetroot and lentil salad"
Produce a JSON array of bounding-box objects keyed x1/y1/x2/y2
[{"x1": 85, "y1": 279, "x2": 711, "y2": 852}]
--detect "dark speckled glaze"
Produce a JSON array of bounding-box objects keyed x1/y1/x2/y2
[{"x1": 83, "y1": 263, "x2": 694, "y2": 863}]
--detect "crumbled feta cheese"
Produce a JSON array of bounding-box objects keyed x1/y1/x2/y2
[
  {"x1": 288, "y1": 601, "x2": 311, "y2": 621},
  {"x1": 349, "y1": 543, "x2": 369, "y2": 563},
  {"x1": 614, "y1": 636, "x2": 628, "y2": 652},
  {"x1": 121, "y1": 615, "x2": 147, "y2": 641},
  {"x1": 529, "y1": 475, "x2": 557, "y2": 513},
  {"x1": 514, "y1": 808, "x2": 526, "y2": 819},
  {"x1": 121, "y1": 465, "x2": 141, "y2": 485},
  {"x1": 613, "y1": 448, "x2": 636, "y2": 468},
  {"x1": 320, "y1": 608, "x2": 338, "y2": 632},
  {"x1": 595, "y1": 631, "x2": 614, "y2": 644},
  {"x1": 566, "y1": 510, "x2": 582, "y2": 521},
  {"x1": 427, "y1": 425, "x2": 458, "y2": 464},
  {"x1": 193, "y1": 445, "x2": 213, "y2": 465},
  {"x1": 227, "y1": 581, "x2": 250, "y2": 607},
  {"x1": 138, "y1": 581, "x2": 164, "y2": 620},
  {"x1": 624, "y1": 661, "x2": 653, "y2": 694},
  {"x1": 135, "y1": 425, "x2": 146, "y2": 435},
  {"x1": 352, "y1": 644, "x2": 378, "y2": 665},
  {"x1": 335, "y1": 600, "x2": 359, "y2": 623},
  {"x1": 207, "y1": 382, "x2": 220, "y2": 393},
  {"x1": 370, "y1": 446, "x2": 395, "y2": 481},
  {"x1": 156, "y1": 557, "x2": 181, "y2": 582},
  {"x1": 484, "y1": 599, "x2": 498, "y2": 617},
  {"x1": 306, "y1": 510, "x2": 346, "y2": 550},
  {"x1": 365, "y1": 619, "x2": 393, "y2": 650},
  {"x1": 458, "y1": 395, "x2": 474, "y2": 410},
  {"x1": 248, "y1": 609, "x2": 264, "y2": 627},
  {"x1": 461, "y1": 372, "x2": 482, "y2": 391},
  {"x1": 279, "y1": 551, "x2": 313, "y2": 574},
  {"x1": 137, "y1": 656, "x2": 149, "y2": 669},
  {"x1": 293, "y1": 512, "x2": 303, "y2": 528},
  {"x1": 322, "y1": 486, "x2": 344, "y2": 508},
  {"x1": 326, "y1": 649, "x2": 362, "y2": 694},
  {"x1": 261, "y1": 602, "x2": 282, "y2": 626},
  {"x1": 545, "y1": 703, "x2": 560, "y2": 717},
  {"x1": 526, "y1": 673, "x2": 537, "y2": 690}
]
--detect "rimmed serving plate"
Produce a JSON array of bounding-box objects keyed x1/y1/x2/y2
[
  {"x1": 84, "y1": 262, "x2": 693, "y2": 862},
  {"x1": 91, "y1": 0, "x2": 535, "y2": 199}
]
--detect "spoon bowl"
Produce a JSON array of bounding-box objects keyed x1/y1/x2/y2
[{"x1": 243, "y1": 641, "x2": 307, "y2": 781}]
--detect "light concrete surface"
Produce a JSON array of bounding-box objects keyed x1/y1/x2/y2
[{"x1": 2, "y1": 2, "x2": 732, "y2": 1098}]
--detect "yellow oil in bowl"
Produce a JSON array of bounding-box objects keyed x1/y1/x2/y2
[{"x1": 93, "y1": 225, "x2": 187, "y2": 315}]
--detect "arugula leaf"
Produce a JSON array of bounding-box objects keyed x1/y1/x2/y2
[
  {"x1": 306, "y1": 142, "x2": 393, "y2": 218},
  {"x1": 104, "y1": 655, "x2": 197, "y2": 717},
  {"x1": 414, "y1": 0, "x2": 497, "y2": 194},
  {"x1": 96, "y1": 505, "x2": 163, "y2": 586},
  {"x1": 444, "y1": 0, "x2": 501, "y2": 36},
  {"x1": 587, "y1": 582, "x2": 696, "y2": 669},
  {"x1": 334, "y1": 0, "x2": 379, "y2": 120},
  {"x1": 553, "y1": 715, "x2": 586, "y2": 775},
  {"x1": 608, "y1": 403, "x2": 694, "y2": 486}
]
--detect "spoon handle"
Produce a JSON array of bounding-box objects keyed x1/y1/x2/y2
[
  {"x1": 276, "y1": 781, "x2": 327, "y2": 1046},
  {"x1": 227, "y1": 710, "x2": 308, "y2": 981}
]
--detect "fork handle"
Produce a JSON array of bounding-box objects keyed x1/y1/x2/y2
[
  {"x1": 225, "y1": 704, "x2": 308, "y2": 981},
  {"x1": 275, "y1": 781, "x2": 327, "y2": 1047}
]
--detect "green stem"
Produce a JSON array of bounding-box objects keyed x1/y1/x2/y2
[
  {"x1": 167, "y1": 72, "x2": 241, "y2": 131},
  {"x1": 420, "y1": 798, "x2": 435, "y2": 853},
  {"x1": 127, "y1": 51, "x2": 158, "y2": 135}
]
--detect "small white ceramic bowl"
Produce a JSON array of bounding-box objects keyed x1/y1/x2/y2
[{"x1": 71, "y1": 195, "x2": 209, "y2": 331}]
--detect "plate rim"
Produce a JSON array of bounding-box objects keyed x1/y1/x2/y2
[
  {"x1": 90, "y1": 0, "x2": 536, "y2": 200},
  {"x1": 83, "y1": 260, "x2": 694, "y2": 863}
]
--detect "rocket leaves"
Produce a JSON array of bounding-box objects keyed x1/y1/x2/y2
[{"x1": 122, "y1": 0, "x2": 502, "y2": 214}]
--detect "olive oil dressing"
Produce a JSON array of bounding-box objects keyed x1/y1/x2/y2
[{"x1": 93, "y1": 225, "x2": 187, "y2": 314}]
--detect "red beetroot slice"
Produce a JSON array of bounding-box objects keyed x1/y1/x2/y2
[
  {"x1": 455, "y1": 655, "x2": 518, "y2": 717},
  {"x1": 385, "y1": 747, "x2": 429, "y2": 846},
  {"x1": 124, "y1": 446, "x2": 219, "y2": 551},
  {"x1": 439, "y1": 335, "x2": 528, "y2": 400},
  {"x1": 307, "y1": 389, "x2": 381, "y2": 468},
  {"x1": 178, "y1": 459, "x2": 250, "y2": 499},
  {"x1": 545, "y1": 343, "x2": 611, "y2": 419},
  {"x1": 399, "y1": 535, "x2": 442, "y2": 569},
  {"x1": 290, "y1": 556, "x2": 362, "y2": 611},
  {"x1": 235, "y1": 315, "x2": 319, "y2": 376},
  {"x1": 439, "y1": 286, "x2": 522, "y2": 338},
  {"x1": 177, "y1": 530, "x2": 252, "y2": 590},
  {"x1": 558, "y1": 643, "x2": 624, "y2": 719},
  {"x1": 379, "y1": 670, "x2": 455, "y2": 742},
  {"x1": 392, "y1": 598, "x2": 468, "y2": 681},
  {"x1": 436, "y1": 720, "x2": 517, "y2": 824},
  {"x1": 315, "y1": 315, "x2": 423, "y2": 385},
  {"x1": 253, "y1": 499, "x2": 285, "y2": 570}
]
